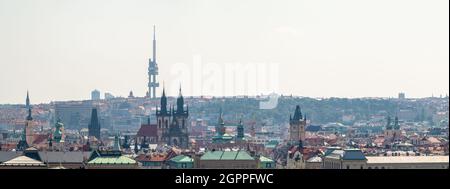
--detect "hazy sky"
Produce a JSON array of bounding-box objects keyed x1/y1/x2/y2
[{"x1": 0, "y1": 0, "x2": 448, "y2": 104}]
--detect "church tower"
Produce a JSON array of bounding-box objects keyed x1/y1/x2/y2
[
  {"x1": 384, "y1": 115, "x2": 401, "y2": 141},
  {"x1": 25, "y1": 91, "x2": 34, "y2": 146},
  {"x1": 236, "y1": 117, "x2": 245, "y2": 140},
  {"x1": 289, "y1": 105, "x2": 306, "y2": 143},
  {"x1": 52, "y1": 119, "x2": 65, "y2": 151},
  {"x1": 167, "y1": 86, "x2": 189, "y2": 148},
  {"x1": 156, "y1": 86, "x2": 170, "y2": 143},
  {"x1": 174, "y1": 86, "x2": 189, "y2": 132},
  {"x1": 147, "y1": 25, "x2": 159, "y2": 99}
]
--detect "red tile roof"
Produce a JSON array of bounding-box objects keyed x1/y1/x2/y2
[
  {"x1": 33, "y1": 134, "x2": 49, "y2": 144},
  {"x1": 137, "y1": 124, "x2": 158, "y2": 137},
  {"x1": 135, "y1": 153, "x2": 168, "y2": 162}
]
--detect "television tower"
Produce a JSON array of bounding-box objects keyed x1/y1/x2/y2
[{"x1": 148, "y1": 25, "x2": 159, "y2": 99}]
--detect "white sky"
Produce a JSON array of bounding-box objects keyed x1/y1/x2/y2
[{"x1": 0, "y1": 0, "x2": 448, "y2": 104}]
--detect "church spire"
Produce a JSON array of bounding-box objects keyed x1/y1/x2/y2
[
  {"x1": 386, "y1": 116, "x2": 392, "y2": 130},
  {"x1": 26, "y1": 90, "x2": 30, "y2": 108},
  {"x1": 160, "y1": 83, "x2": 167, "y2": 114},
  {"x1": 394, "y1": 116, "x2": 399, "y2": 130},
  {"x1": 176, "y1": 85, "x2": 184, "y2": 114},
  {"x1": 293, "y1": 105, "x2": 303, "y2": 120},
  {"x1": 26, "y1": 92, "x2": 32, "y2": 121}
]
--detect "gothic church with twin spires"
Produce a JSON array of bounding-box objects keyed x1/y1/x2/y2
[{"x1": 154, "y1": 86, "x2": 189, "y2": 148}]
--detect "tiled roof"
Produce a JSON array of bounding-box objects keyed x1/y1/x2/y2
[
  {"x1": 88, "y1": 156, "x2": 136, "y2": 164},
  {"x1": 33, "y1": 134, "x2": 49, "y2": 144},
  {"x1": 135, "y1": 153, "x2": 168, "y2": 162},
  {"x1": 137, "y1": 124, "x2": 158, "y2": 137}
]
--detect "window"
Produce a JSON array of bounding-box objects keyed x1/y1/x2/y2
[
  {"x1": 181, "y1": 163, "x2": 187, "y2": 168},
  {"x1": 165, "y1": 120, "x2": 168, "y2": 128},
  {"x1": 158, "y1": 120, "x2": 161, "y2": 128},
  {"x1": 266, "y1": 163, "x2": 272, "y2": 168},
  {"x1": 346, "y1": 165, "x2": 350, "y2": 169}
]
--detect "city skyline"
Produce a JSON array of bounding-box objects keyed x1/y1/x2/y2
[{"x1": 0, "y1": 0, "x2": 449, "y2": 104}]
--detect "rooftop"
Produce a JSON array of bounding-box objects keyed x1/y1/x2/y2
[
  {"x1": 88, "y1": 156, "x2": 136, "y2": 165},
  {"x1": 200, "y1": 150, "x2": 254, "y2": 161},
  {"x1": 366, "y1": 156, "x2": 449, "y2": 164},
  {"x1": 0, "y1": 155, "x2": 46, "y2": 167},
  {"x1": 169, "y1": 155, "x2": 193, "y2": 163}
]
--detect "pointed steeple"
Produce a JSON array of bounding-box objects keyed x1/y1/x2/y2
[
  {"x1": 162, "y1": 82, "x2": 166, "y2": 97},
  {"x1": 386, "y1": 116, "x2": 392, "y2": 130},
  {"x1": 26, "y1": 90, "x2": 30, "y2": 108},
  {"x1": 176, "y1": 85, "x2": 184, "y2": 114},
  {"x1": 24, "y1": 91, "x2": 32, "y2": 121},
  {"x1": 394, "y1": 116, "x2": 399, "y2": 130},
  {"x1": 293, "y1": 105, "x2": 303, "y2": 120},
  {"x1": 160, "y1": 84, "x2": 167, "y2": 114}
]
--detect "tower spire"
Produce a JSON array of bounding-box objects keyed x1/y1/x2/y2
[
  {"x1": 153, "y1": 25, "x2": 156, "y2": 63},
  {"x1": 26, "y1": 90, "x2": 30, "y2": 108},
  {"x1": 26, "y1": 92, "x2": 32, "y2": 121}
]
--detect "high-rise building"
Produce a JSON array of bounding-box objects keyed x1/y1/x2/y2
[
  {"x1": 91, "y1": 89, "x2": 101, "y2": 100},
  {"x1": 147, "y1": 25, "x2": 159, "y2": 99},
  {"x1": 289, "y1": 105, "x2": 306, "y2": 143},
  {"x1": 88, "y1": 108, "x2": 101, "y2": 140},
  {"x1": 54, "y1": 102, "x2": 92, "y2": 129}
]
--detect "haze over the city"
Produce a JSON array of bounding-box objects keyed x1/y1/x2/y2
[{"x1": 0, "y1": 0, "x2": 448, "y2": 104}]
